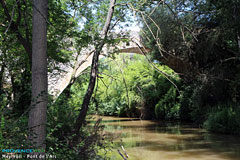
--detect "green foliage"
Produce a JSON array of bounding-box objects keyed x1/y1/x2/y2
[
  {"x1": 1, "y1": 0, "x2": 240, "y2": 157},
  {"x1": 46, "y1": 72, "x2": 112, "y2": 159},
  {"x1": 204, "y1": 106, "x2": 240, "y2": 135},
  {"x1": 0, "y1": 0, "x2": 81, "y2": 117},
  {"x1": 90, "y1": 54, "x2": 180, "y2": 119},
  {"x1": 140, "y1": 0, "x2": 240, "y2": 135},
  {"x1": 0, "y1": 113, "x2": 4, "y2": 148},
  {"x1": 0, "y1": 0, "x2": 118, "y2": 158},
  {"x1": 155, "y1": 86, "x2": 180, "y2": 120},
  {"x1": 0, "y1": 114, "x2": 28, "y2": 149},
  {"x1": 178, "y1": 85, "x2": 194, "y2": 121}
]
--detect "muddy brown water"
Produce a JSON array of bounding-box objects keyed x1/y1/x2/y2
[{"x1": 92, "y1": 116, "x2": 240, "y2": 160}]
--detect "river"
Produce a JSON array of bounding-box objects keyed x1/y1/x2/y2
[{"x1": 94, "y1": 116, "x2": 240, "y2": 160}]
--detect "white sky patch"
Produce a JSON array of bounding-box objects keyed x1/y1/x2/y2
[
  {"x1": 78, "y1": 17, "x2": 87, "y2": 30},
  {"x1": 114, "y1": 20, "x2": 141, "y2": 33},
  {"x1": 127, "y1": 24, "x2": 141, "y2": 32}
]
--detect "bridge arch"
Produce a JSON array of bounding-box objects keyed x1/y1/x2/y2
[{"x1": 49, "y1": 35, "x2": 189, "y2": 99}]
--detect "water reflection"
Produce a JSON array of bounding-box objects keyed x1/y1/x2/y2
[{"x1": 96, "y1": 116, "x2": 240, "y2": 160}]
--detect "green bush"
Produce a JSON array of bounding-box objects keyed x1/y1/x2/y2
[
  {"x1": 179, "y1": 80, "x2": 230, "y2": 124},
  {"x1": 155, "y1": 86, "x2": 180, "y2": 120},
  {"x1": 204, "y1": 106, "x2": 240, "y2": 135},
  {"x1": 179, "y1": 85, "x2": 194, "y2": 121}
]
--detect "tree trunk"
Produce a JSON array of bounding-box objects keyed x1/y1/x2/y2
[
  {"x1": 70, "y1": 0, "x2": 116, "y2": 148},
  {"x1": 28, "y1": 0, "x2": 48, "y2": 151}
]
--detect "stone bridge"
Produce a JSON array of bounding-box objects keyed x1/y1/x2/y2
[
  {"x1": 49, "y1": 32, "x2": 189, "y2": 99},
  {"x1": 49, "y1": 32, "x2": 143, "y2": 99}
]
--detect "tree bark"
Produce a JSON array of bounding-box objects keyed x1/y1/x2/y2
[
  {"x1": 70, "y1": 0, "x2": 116, "y2": 148},
  {"x1": 28, "y1": 0, "x2": 48, "y2": 151}
]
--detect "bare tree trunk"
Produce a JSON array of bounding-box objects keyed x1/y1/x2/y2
[
  {"x1": 28, "y1": 0, "x2": 48, "y2": 151},
  {"x1": 70, "y1": 0, "x2": 116, "y2": 148}
]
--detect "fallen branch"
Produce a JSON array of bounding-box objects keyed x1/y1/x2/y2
[
  {"x1": 121, "y1": 145, "x2": 129, "y2": 158},
  {"x1": 117, "y1": 149, "x2": 127, "y2": 160}
]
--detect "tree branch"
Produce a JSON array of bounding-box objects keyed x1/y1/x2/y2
[
  {"x1": 70, "y1": 0, "x2": 116, "y2": 148},
  {"x1": 0, "y1": 0, "x2": 32, "y2": 64}
]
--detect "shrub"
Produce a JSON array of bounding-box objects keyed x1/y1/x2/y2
[
  {"x1": 155, "y1": 86, "x2": 180, "y2": 120},
  {"x1": 204, "y1": 106, "x2": 240, "y2": 135},
  {"x1": 179, "y1": 85, "x2": 194, "y2": 121}
]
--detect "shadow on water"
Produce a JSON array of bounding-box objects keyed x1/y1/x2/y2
[
  {"x1": 97, "y1": 116, "x2": 240, "y2": 160},
  {"x1": 88, "y1": 118, "x2": 140, "y2": 124}
]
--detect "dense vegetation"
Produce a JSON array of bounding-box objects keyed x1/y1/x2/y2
[
  {"x1": 0, "y1": 0, "x2": 240, "y2": 159},
  {"x1": 90, "y1": 54, "x2": 180, "y2": 120},
  {"x1": 140, "y1": 0, "x2": 240, "y2": 133},
  {"x1": 0, "y1": 0, "x2": 119, "y2": 159}
]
